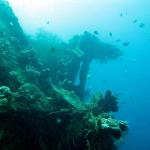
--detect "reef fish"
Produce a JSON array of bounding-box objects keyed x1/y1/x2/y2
[
  {"x1": 123, "y1": 42, "x2": 129, "y2": 47},
  {"x1": 120, "y1": 13, "x2": 123, "y2": 17},
  {"x1": 139, "y1": 23, "x2": 145, "y2": 28},
  {"x1": 93, "y1": 30, "x2": 99, "y2": 35},
  {"x1": 132, "y1": 19, "x2": 138, "y2": 23},
  {"x1": 116, "y1": 39, "x2": 121, "y2": 42},
  {"x1": 109, "y1": 32, "x2": 112, "y2": 37},
  {"x1": 46, "y1": 21, "x2": 50, "y2": 24},
  {"x1": 50, "y1": 47, "x2": 55, "y2": 55}
]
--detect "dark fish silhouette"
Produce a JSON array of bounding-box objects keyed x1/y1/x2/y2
[
  {"x1": 46, "y1": 21, "x2": 50, "y2": 24},
  {"x1": 109, "y1": 32, "x2": 112, "y2": 37},
  {"x1": 116, "y1": 39, "x2": 121, "y2": 42},
  {"x1": 93, "y1": 30, "x2": 99, "y2": 35},
  {"x1": 50, "y1": 47, "x2": 55, "y2": 55},
  {"x1": 121, "y1": 101, "x2": 126, "y2": 104},
  {"x1": 139, "y1": 23, "x2": 145, "y2": 28},
  {"x1": 120, "y1": 13, "x2": 123, "y2": 17},
  {"x1": 132, "y1": 19, "x2": 138, "y2": 23},
  {"x1": 123, "y1": 42, "x2": 129, "y2": 47}
]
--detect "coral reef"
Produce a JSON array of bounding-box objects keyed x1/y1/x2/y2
[
  {"x1": 0, "y1": 84, "x2": 127, "y2": 150},
  {"x1": 91, "y1": 90, "x2": 119, "y2": 115},
  {"x1": 101, "y1": 90, "x2": 119, "y2": 113},
  {"x1": 0, "y1": 1, "x2": 128, "y2": 150}
]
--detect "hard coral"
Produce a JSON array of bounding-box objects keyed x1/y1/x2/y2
[
  {"x1": 17, "y1": 83, "x2": 48, "y2": 111},
  {"x1": 101, "y1": 90, "x2": 119, "y2": 113}
]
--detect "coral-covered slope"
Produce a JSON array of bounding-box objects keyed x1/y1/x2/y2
[{"x1": 0, "y1": 1, "x2": 127, "y2": 150}]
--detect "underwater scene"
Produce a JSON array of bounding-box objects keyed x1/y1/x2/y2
[{"x1": 0, "y1": 0, "x2": 150, "y2": 149}]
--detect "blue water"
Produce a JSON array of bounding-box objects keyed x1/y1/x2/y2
[
  {"x1": 88, "y1": 48, "x2": 150, "y2": 149},
  {"x1": 8, "y1": 0, "x2": 150, "y2": 149}
]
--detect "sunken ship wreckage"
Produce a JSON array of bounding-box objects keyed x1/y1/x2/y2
[{"x1": 0, "y1": 1, "x2": 127, "y2": 150}]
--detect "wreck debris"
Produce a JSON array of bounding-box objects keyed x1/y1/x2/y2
[{"x1": 0, "y1": 1, "x2": 128, "y2": 150}]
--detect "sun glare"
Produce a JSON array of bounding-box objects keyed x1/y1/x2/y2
[{"x1": 7, "y1": 0, "x2": 127, "y2": 39}]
